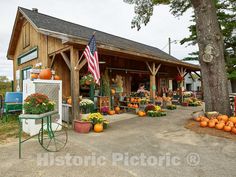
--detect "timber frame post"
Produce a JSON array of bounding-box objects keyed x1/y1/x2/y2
[
  {"x1": 70, "y1": 47, "x2": 80, "y2": 127},
  {"x1": 177, "y1": 66, "x2": 187, "y2": 103},
  {"x1": 146, "y1": 62, "x2": 161, "y2": 101}
]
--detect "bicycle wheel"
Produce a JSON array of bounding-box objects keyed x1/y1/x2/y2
[{"x1": 38, "y1": 123, "x2": 68, "y2": 152}]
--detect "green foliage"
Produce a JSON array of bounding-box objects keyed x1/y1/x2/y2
[
  {"x1": 100, "y1": 70, "x2": 110, "y2": 97},
  {"x1": 24, "y1": 93, "x2": 55, "y2": 114},
  {"x1": 0, "y1": 76, "x2": 12, "y2": 96}
]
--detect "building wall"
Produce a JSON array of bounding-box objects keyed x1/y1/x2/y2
[
  {"x1": 184, "y1": 73, "x2": 201, "y2": 91},
  {"x1": 12, "y1": 17, "x2": 68, "y2": 91}
]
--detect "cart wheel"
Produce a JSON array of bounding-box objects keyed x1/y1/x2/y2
[{"x1": 38, "y1": 123, "x2": 68, "y2": 152}]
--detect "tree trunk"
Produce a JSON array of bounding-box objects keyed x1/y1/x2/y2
[{"x1": 190, "y1": 0, "x2": 231, "y2": 115}]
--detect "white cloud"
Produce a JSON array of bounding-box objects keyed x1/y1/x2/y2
[{"x1": 0, "y1": 0, "x2": 197, "y2": 80}]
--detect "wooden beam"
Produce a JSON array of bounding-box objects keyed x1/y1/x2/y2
[
  {"x1": 49, "y1": 54, "x2": 56, "y2": 69},
  {"x1": 146, "y1": 62, "x2": 153, "y2": 75},
  {"x1": 48, "y1": 46, "x2": 71, "y2": 57},
  {"x1": 154, "y1": 64, "x2": 161, "y2": 75},
  {"x1": 77, "y1": 59, "x2": 87, "y2": 71},
  {"x1": 61, "y1": 52, "x2": 72, "y2": 70},
  {"x1": 70, "y1": 47, "x2": 80, "y2": 127}
]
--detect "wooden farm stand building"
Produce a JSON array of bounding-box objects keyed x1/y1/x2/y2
[{"x1": 7, "y1": 7, "x2": 200, "y2": 120}]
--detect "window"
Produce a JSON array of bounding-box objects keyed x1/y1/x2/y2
[
  {"x1": 21, "y1": 67, "x2": 32, "y2": 88},
  {"x1": 23, "y1": 22, "x2": 30, "y2": 48}
]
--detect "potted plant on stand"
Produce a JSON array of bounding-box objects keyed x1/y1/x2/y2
[{"x1": 74, "y1": 98, "x2": 94, "y2": 133}]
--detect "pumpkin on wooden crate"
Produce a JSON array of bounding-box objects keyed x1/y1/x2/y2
[
  {"x1": 39, "y1": 69, "x2": 52, "y2": 80},
  {"x1": 94, "y1": 123, "x2": 103, "y2": 133}
]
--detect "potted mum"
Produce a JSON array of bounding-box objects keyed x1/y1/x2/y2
[
  {"x1": 24, "y1": 93, "x2": 55, "y2": 114},
  {"x1": 79, "y1": 98, "x2": 94, "y2": 114},
  {"x1": 87, "y1": 113, "x2": 109, "y2": 133},
  {"x1": 74, "y1": 98, "x2": 94, "y2": 133}
]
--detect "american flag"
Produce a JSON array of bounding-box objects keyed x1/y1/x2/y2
[{"x1": 83, "y1": 34, "x2": 100, "y2": 85}]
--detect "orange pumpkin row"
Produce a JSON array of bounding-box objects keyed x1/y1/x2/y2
[
  {"x1": 130, "y1": 98, "x2": 141, "y2": 103},
  {"x1": 128, "y1": 104, "x2": 139, "y2": 108},
  {"x1": 199, "y1": 118, "x2": 236, "y2": 134}
]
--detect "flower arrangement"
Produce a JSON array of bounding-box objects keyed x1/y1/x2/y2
[
  {"x1": 144, "y1": 104, "x2": 156, "y2": 112},
  {"x1": 80, "y1": 74, "x2": 94, "y2": 85},
  {"x1": 79, "y1": 98, "x2": 94, "y2": 113},
  {"x1": 24, "y1": 93, "x2": 55, "y2": 114},
  {"x1": 101, "y1": 106, "x2": 109, "y2": 115},
  {"x1": 87, "y1": 112, "x2": 104, "y2": 124}
]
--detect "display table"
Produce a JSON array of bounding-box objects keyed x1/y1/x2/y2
[{"x1": 18, "y1": 111, "x2": 67, "y2": 158}]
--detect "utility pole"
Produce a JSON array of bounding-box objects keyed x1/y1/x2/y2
[{"x1": 168, "y1": 37, "x2": 171, "y2": 55}]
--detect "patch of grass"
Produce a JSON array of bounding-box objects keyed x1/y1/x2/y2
[{"x1": 0, "y1": 114, "x2": 28, "y2": 144}]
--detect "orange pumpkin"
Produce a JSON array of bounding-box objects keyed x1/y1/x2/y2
[
  {"x1": 54, "y1": 75, "x2": 60, "y2": 80},
  {"x1": 130, "y1": 98, "x2": 135, "y2": 103},
  {"x1": 94, "y1": 123, "x2": 103, "y2": 133},
  {"x1": 134, "y1": 104, "x2": 139, "y2": 108},
  {"x1": 39, "y1": 69, "x2": 52, "y2": 80},
  {"x1": 111, "y1": 89, "x2": 116, "y2": 95},
  {"x1": 211, "y1": 118, "x2": 219, "y2": 124},
  {"x1": 224, "y1": 125, "x2": 232, "y2": 132},
  {"x1": 200, "y1": 121, "x2": 208, "y2": 127},
  {"x1": 195, "y1": 117, "x2": 201, "y2": 122},
  {"x1": 226, "y1": 121, "x2": 234, "y2": 128},
  {"x1": 229, "y1": 117, "x2": 236, "y2": 124},
  {"x1": 208, "y1": 121, "x2": 216, "y2": 128},
  {"x1": 215, "y1": 123, "x2": 224, "y2": 130},
  {"x1": 138, "y1": 111, "x2": 145, "y2": 117},
  {"x1": 67, "y1": 98, "x2": 72, "y2": 105},
  {"x1": 200, "y1": 116, "x2": 207, "y2": 122},
  {"x1": 31, "y1": 73, "x2": 38, "y2": 79},
  {"x1": 108, "y1": 110, "x2": 115, "y2": 115},
  {"x1": 231, "y1": 127, "x2": 236, "y2": 134},
  {"x1": 115, "y1": 107, "x2": 120, "y2": 113},
  {"x1": 202, "y1": 118, "x2": 210, "y2": 122},
  {"x1": 128, "y1": 104, "x2": 132, "y2": 107},
  {"x1": 217, "y1": 115, "x2": 228, "y2": 122}
]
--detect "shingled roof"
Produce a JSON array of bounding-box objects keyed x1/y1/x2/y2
[{"x1": 15, "y1": 7, "x2": 200, "y2": 70}]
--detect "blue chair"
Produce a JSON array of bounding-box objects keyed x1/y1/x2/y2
[{"x1": 3, "y1": 92, "x2": 23, "y2": 122}]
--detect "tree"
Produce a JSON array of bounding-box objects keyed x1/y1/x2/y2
[
  {"x1": 124, "y1": 0, "x2": 232, "y2": 114},
  {"x1": 0, "y1": 76, "x2": 12, "y2": 96}
]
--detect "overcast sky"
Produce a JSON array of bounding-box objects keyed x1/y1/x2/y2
[{"x1": 0, "y1": 0, "x2": 198, "y2": 80}]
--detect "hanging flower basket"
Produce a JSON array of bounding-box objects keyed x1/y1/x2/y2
[{"x1": 176, "y1": 75, "x2": 183, "y2": 83}]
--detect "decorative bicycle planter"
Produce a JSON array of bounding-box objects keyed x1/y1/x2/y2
[{"x1": 18, "y1": 111, "x2": 68, "y2": 158}]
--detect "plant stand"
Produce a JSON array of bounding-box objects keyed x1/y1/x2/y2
[{"x1": 18, "y1": 111, "x2": 67, "y2": 158}]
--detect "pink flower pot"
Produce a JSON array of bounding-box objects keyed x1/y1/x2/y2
[{"x1": 74, "y1": 120, "x2": 92, "y2": 133}]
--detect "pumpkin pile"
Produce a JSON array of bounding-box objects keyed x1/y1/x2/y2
[{"x1": 195, "y1": 114, "x2": 236, "y2": 134}]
